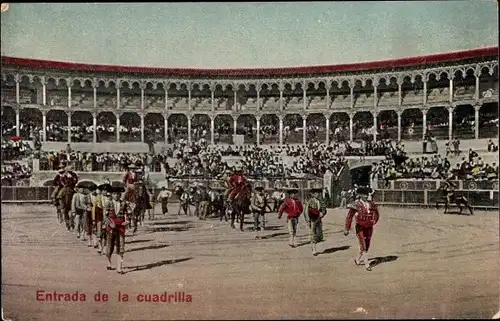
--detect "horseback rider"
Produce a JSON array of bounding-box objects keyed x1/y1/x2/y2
[
  {"x1": 122, "y1": 163, "x2": 139, "y2": 201},
  {"x1": 441, "y1": 178, "x2": 457, "y2": 204},
  {"x1": 104, "y1": 185, "x2": 133, "y2": 274},
  {"x1": 227, "y1": 164, "x2": 248, "y2": 205},
  {"x1": 304, "y1": 184, "x2": 327, "y2": 256},
  {"x1": 130, "y1": 180, "x2": 151, "y2": 235},
  {"x1": 50, "y1": 164, "x2": 66, "y2": 205}
]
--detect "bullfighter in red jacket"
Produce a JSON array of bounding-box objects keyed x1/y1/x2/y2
[
  {"x1": 278, "y1": 185, "x2": 304, "y2": 248},
  {"x1": 344, "y1": 186, "x2": 380, "y2": 271}
]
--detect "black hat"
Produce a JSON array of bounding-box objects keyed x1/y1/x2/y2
[
  {"x1": 255, "y1": 186, "x2": 264, "y2": 191},
  {"x1": 111, "y1": 186, "x2": 126, "y2": 194},
  {"x1": 76, "y1": 181, "x2": 97, "y2": 190}
]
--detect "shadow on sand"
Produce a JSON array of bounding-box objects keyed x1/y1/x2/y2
[
  {"x1": 125, "y1": 239, "x2": 153, "y2": 244},
  {"x1": 262, "y1": 225, "x2": 283, "y2": 231},
  {"x1": 320, "y1": 245, "x2": 351, "y2": 255},
  {"x1": 259, "y1": 232, "x2": 288, "y2": 240},
  {"x1": 147, "y1": 226, "x2": 192, "y2": 233},
  {"x1": 126, "y1": 244, "x2": 170, "y2": 253},
  {"x1": 124, "y1": 257, "x2": 193, "y2": 274},
  {"x1": 369, "y1": 255, "x2": 398, "y2": 268},
  {"x1": 147, "y1": 220, "x2": 192, "y2": 226}
]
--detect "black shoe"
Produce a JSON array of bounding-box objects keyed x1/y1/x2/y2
[{"x1": 106, "y1": 266, "x2": 113, "y2": 270}]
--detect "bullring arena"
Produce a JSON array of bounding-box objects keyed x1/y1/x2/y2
[
  {"x1": 1, "y1": 14, "x2": 500, "y2": 319},
  {"x1": 2, "y1": 203, "x2": 499, "y2": 320}
]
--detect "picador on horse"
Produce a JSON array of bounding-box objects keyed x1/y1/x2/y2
[
  {"x1": 435, "y1": 178, "x2": 473, "y2": 215},
  {"x1": 226, "y1": 164, "x2": 251, "y2": 230},
  {"x1": 52, "y1": 165, "x2": 79, "y2": 230}
]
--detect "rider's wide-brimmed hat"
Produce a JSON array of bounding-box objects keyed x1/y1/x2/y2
[{"x1": 98, "y1": 184, "x2": 112, "y2": 194}]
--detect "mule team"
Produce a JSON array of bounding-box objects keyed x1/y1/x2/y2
[{"x1": 50, "y1": 163, "x2": 381, "y2": 273}]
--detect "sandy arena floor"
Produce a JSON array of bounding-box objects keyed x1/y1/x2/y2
[{"x1": 1, "y1": 203, "x2": 499, "y2": 320}]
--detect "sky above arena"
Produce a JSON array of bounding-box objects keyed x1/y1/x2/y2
[{"x1": 1, "y1": 2, "x2": 498, "y2": 69}]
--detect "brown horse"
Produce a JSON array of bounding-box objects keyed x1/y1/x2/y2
[
  {"x1": 230, "y1": 183, "x2": 252, "y2": 231},
  {"x1": 128, "y1": 184, "x2": 152, "y2": 235}
]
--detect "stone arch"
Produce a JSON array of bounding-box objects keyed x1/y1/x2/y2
[
  {"x1": 306, "y1": 113, "x2": 326, "y2": 142},
  {"x1": 479, "y1": 65, "x2": 497, "y2": 99},
  {"x1": 96, "y1": 80, "x2": 117, "y2": 108},
  {"x1": 1, "y1": 106, "x2": 16, "y2": 136},
  {"x1": 18, "y1": 108, "x2": 42, "y2": 140},
  {"x1": 260, "y1": 114, "x2": 279, "y2": 144},
  {"x1": 191, "y1": 114, "x2": 211, "y2": 142},
  {"x1": 453, "y1": 69, "x2": 476, "y2": 101},
  {"x1": 453, "y1": 105, "x2": 475, "y2": 139},
  {"x1": 46, "y1": 78, "x2": 69, "y2": 107},
  {"x1": 46, "y1": 110, "x2": 68, "y2": 142},
  {"x1": 71, "y1": 78, "x2": 94, "y2": 108},
  {"x1": 119, "y1": 112, "x2": 141, "y2": 142},
  {"x1": 71, "y1": 111, "x2": 93, "y2": 142},
  {"x1": 96, "y1": 111, "x2": 117, "y2": 142},
  {"x1": 236, "y1": 114, "x2": 257, "y2": 144},
  {"x1": 329, "y1": 112, "x2": 350, "y2": 142},
  {"x1": 282, "y1": 113, "x2": 302, "y2": 144},
  {"x1": 478, "y1": 103, "x2": 499, "y2": 138},
  {"x1": 168, "y1": 113, "x2": 189, "y2": 141},
  {"x1": 400, "y1": 108, "x2": 423, "y2": 140},
  {"x1": 144, "y1": 81, "x2": 165, "y2": 109},
  {"x1": 426, "y1": 106, "x2": 449, "y2": 139},
  {"x1": 377, "y1": 110, "x2": 398, "y2": 140},
  {"x1": 352, "y1": 111, "x2": 373, "y2": 141},
  {"x1": 1, "y1": 73, "x2": 17, "y2": 105},
  {"x1": 213, "y1": 114, "x2": 234, "y2": 144},
  {"x1": 144, "y1": 113, "x2": 165, "y2": 142},
  {"x1": 17, "y1": 75, "x2": 38, "y2": 104},
  {"x1": 120, "y1": 81, "x2": 141, "y2": 109}
]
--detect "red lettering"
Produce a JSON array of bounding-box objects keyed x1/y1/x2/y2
[
  {"x1": 36, "y1": 290, "x2": 44, "y2": 301},
  {"x1": 137, "y1": 294, "x2": 143, "y2": 302}
]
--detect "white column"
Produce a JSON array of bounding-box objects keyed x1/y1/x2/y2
[
  {"x1": 116, "y1": 87, "x2": 120, "y2": 109},
  {"x1": 15, "y1": 79, "x2": 20, "y2": 104},
  {"x1": 448, "y1": 107, "x2": 453, "y2": 140},
  {"x1": 67, "y1": 112, "x2": 72, "y2": 143},
  {"x1": 449, "y1": 78, "x2": 453, "y2": 103},
  {"x1": 234, "y1": 90, "x2": 237, "y2": 112},
  {"x1": 42, "y1": 112, "x2": 47, "y2": 142},
  {"x1": 210, "y1": 117, "x2": 215, "y2": 145},
  {"x1": 141, "y1": 87, "x2": 145, "y2": 110},
  {"x1": 423, "y1": 80, "x2": 427, "y2": 105},
  {"x1": 187, "y1": 116, "x2": 192, "y2": 144},
  {"x1": 302, "y1": 116, "x2": 307, "y2": 145},
  {"x1": 349, "y1": 113, "x2": 354, "y2": 142},
  {"x1": 398, "y1": 83, "x2": 402, "y2": 106},
  {"x1": 164, "y1": 115, "x2": 168, "y2": 143},
  {"x1": 474, "y1": 105, "x2": 480, "y2": 139},
  {"x1": 140, "y1": 114, "x2": 145, "y2": 143},
  {"x1": 256, "y1": 86, "x2": 260, "y2": 111},
  {"x1": 93, "y1": 86, "x2": 97, "y2": 108},
  {"x1": 42, "y1": 83, "x2": 46, "y2": 106},
  {"x1": 397, "y1": 110, "x2": 402, "y2": 142},
  {"x1": 67, "y1": 86, "x2": 72, "y2": 108},
  {"x1": 372, "y1": 112, "x2": 377, "y2": 142},
  {"x1": 93, "y1": 114, "x2": 97, "y2": 143},
  {"x1": 475, "y1": 76, "x2": 480, "y2": 102},
  {"x1": 350, "y1": 85, "x2": 354, "y2": 108},
  {"x1": 326, "y1": 87, "x2": 330, "y2": 109},
  {"x1": 303, "y1": 83, "x2": 307, "y2": 111},
  {"x1": 116, "y1": 114, "x2": 120, "y2": 142},
  {"x1": 325, "y1": 116, "x2": 330, "y2": 145},
  {"x1": 233, "y1": 118, "x2": 237, "y2": 135},
  {"x1": 211, "y1": 90, "x2": 215, "y2": 112},
  {"x1": 279, "y1": 89, "x2": 283, "y2": 111},
  {"x1": 373, "y1": 83, "x2": 378, "y2": 108},
  {"x1": 188, "y1": 89, "x2": 192, "y2": 111},
  {"x1": 256, "y1": 117, "x2": 261, "y2": 145},
  {"x1": 165, "y1": 87, "x2": 168, "y2": 111},
  {"x1": 15, "y1": 110, "x2": 20, "y2": 136},
  {"x1": 279, "y1": 116, "x2": 283, "y2": 145},
  {"x1": 422, "y1": 109, "x2": 427, "y2": 139}
]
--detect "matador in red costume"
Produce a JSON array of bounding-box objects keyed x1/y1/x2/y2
[{"x1": 344, "y1": 186, "x2": 380, "y2": 271}]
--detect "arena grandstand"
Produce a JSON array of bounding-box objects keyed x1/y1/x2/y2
[{"x1": 1, "y1": 47, "x2": 498, "y2": 208}]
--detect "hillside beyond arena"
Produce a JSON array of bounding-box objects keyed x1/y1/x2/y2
[{"x1": 2, "y1": 204, "x2": 498, "y2": 320}]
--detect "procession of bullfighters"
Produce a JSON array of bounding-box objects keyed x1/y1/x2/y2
[{"x1": 1, "y1": 2, "x2": 499, "y2": 320}]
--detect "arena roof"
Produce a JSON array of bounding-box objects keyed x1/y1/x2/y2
[{"x1": 1, "y1": 47, "x2": 498, "y2": 78}]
